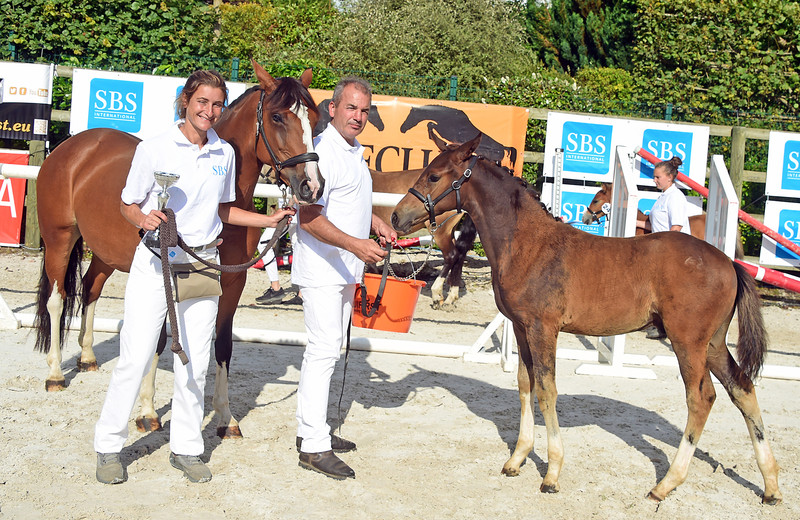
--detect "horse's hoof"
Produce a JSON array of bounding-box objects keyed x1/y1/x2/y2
[
  {"x1": 45, "y1": 379, "x2": 66, "y2": 392},
  {"x1": 540, "y1": 483, "x2": 559, "y2": 494},
  {"x1": 501, "y1": 467, "x2": 520, "y2": 477},
  {"x1": 217, "y1": 425, "x2": 243, "y2": 439},
  {"x1": 646, "y1": 490, "x2": 664, "y2": 502},
  {"x1": 762, "y1": 494, "x2": 782, "y2": 506},
  {"x1": 77, "y1": 360, "x2": 98, "y2": 372},
  {"x1": 135, "y1": 416, "x2": 162, "y2": 432}
]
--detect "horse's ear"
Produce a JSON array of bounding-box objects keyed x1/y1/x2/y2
[
  {"x1": 428, "y1": 125, "x2": 449, "y2": 152},
  {"x1": 299, "y1": 68, "x2": 313, "y2": 88},
  {"x1": 252, "y1": 59, "x2": 277, "y2": 91},
  {"x1": 601, "y1": 182, "x2": 612, "y2": 193},
  {"x1": 457, "y1": 133, "x2": 482, "y2": 162}
]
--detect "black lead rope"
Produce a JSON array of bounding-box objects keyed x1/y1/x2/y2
[
  {"x1": 337, "y1": 241, "x2": 393, "y2": 434},
  {"x1": 359, "y1": 242, "x2": 393, "y2": 317}
]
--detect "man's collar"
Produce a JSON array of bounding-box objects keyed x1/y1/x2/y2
[{"x1": 322, "y1": 123, "x2": 362, "y2": 152}]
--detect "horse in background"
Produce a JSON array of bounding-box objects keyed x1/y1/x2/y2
[
  {"x1": 391, "y1": 131, "x2": 781, "y2": 504},
  {"x1": 371, "y1": 168, "x2": 477, "y2": 308},
  {"x1": 34, "y1": 62, "x2": 322, "y2": 439},
  {"x1": 582, "y1": 182, "x2": 744, "y2": 259}
]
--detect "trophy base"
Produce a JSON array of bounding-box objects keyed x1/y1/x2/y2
[{"x1": 142, "y1": 230, "x2": 161, "y2": 249}]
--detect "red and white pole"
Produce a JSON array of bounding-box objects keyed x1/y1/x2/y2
[
  {"x1": 635, "y1": 147, "x2": 800, "y2": 259},
  {"x1": 635, "y1": 147, "x2": 800, "y2": 294}
]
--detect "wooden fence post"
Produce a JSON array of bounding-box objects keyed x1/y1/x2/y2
[
  {"x1": 25, "y1": 140, "x2": 44, "y2": 249},
  {"x1": 730, "y1": 126, "x2": 746, "y2": 202}
]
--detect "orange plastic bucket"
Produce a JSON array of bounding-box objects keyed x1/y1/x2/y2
[{"x1": 352, "y1": 273, "x2": 426, "y2": 333}]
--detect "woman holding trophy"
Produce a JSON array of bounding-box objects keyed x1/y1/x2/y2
[{"x1": 93, "y1": 70, "x2": 294, "y2": 485}]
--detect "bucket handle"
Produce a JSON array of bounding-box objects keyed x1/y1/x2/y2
[{"x1": 359, "y1": 242, "x2": 392, "y2": 318}]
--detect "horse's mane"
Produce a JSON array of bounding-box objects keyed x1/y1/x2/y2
[
  {"x1": 479, "y1": 156, "x2": 561, "y2": 222},
  {"x1": 224, "y1": 78, "x2": 319, "y2": 117},
  {"x1": 266, "y1": 77, "x2": 320, "y2": 117}
]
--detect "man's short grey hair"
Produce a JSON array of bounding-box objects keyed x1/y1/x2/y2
[{"x1": 331, "y1": 76, "x2": 372, "y2": 106}]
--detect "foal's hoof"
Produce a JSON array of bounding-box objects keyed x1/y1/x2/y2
[
  {"x1": 762, "y1": 494, "x2": 782, "y2": 506},
  {"x1": 45, "y1": 379, "x2": 66, "y2": 392},
  {"x1": 77, "y1": 360, "x2": 98, "y2": 372},
  {"x1": 540, "y1": 483, "x2": 559, "y2": 494},
  {"x1": 216, "y1": 425, "x2": 243, "y2": 439},
  {"x1": 135, "y1": 416, "x2": 162, "y2": 432},
  {"x1": 501, "y1": 466, "x2": 520, "y2": 477},
  {"x1": 647, "y1": 490, "x2": 664, "y2": 502}
]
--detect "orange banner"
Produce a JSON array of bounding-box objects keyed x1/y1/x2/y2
[{"x1": 310, "y1": 90, "x2": 529, "y2": 175}]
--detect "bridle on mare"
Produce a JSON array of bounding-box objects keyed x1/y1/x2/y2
[
  {"x1": 585, "y1": 207, "x2": 605, "y2": 224},
  {"x1": 585, "y1": 201, "x2": 612, "y2": 224},
  {"x1": 254, "y1": 88, "x2": 319, "y2": 183},
  {"x1": 407, "y1": 155, "x2": 479, "y2": 231}
]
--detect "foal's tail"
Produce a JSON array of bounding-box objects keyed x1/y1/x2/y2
[
  {"x1": 33, "y1": 238, "x2": 84, "y2": 354},
  {"x1": 733, "y1": 261, "x2": 768, "y2": 381}
]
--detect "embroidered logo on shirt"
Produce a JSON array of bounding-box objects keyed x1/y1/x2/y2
[{"x1": 212, "y1": 165, "x2": 228, "y2": 176}]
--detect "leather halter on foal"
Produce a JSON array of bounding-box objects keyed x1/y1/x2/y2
[
  {"x1": 585, "y1": 202, "x2": 611, "y2": 224},
  {"x1": 255, "y1": 88, "x2": 319, "y2": 177},
  {"x1": 407, "y1": 155, "x2": 479, "y2": 230}
]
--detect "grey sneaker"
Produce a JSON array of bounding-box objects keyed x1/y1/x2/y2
[
  {"x1": 255, "y1": 287, "x2": 285, "y2": 304},
  {"x1": 169, "y1": 452, "x2": 212, "y2": 483},
  {"x1": 96, "y1": 452, "x2": 124, "y2": 484}
]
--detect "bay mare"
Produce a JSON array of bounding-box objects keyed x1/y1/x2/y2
[
  {"x1": 390, "y1": 131, "x2": 781, "y2": 504},
  {"x1": 33, "y1": 61, "x2": 322, "y2": 438}
]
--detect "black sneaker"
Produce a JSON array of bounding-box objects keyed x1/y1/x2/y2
[{"x1": 255, "y1": 287, "x2": 285, "y2": 304}]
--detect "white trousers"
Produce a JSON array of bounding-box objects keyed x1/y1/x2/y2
[
  {"x1": 258, "y1": 227, "x2": 279, "y2": 283},
  {"x1": 94, "y1": 243, "x2": 218, "y2": 456},
  {"x1": 296, "y1": 284, "x2": 355, "y2": 453}
]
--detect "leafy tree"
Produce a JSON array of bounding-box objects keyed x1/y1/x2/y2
[
  {"x1": 1, "y1": 0, "x2": 225, "y2": 74},
  {"x1": 632, "y1": 0, "x2": 800, "y2": 114},
  {"x1": 217, "y1": 0, "x2": 335, "y2": 80},
  {"x1": 313, "y1": 0, "x2": 538, "y2": 89},
  {"x1": 524, "y1": 0, "x2": 636, "y2": 74}
]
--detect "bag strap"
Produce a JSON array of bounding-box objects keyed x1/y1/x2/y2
[{"x1": 359, "y1": 242, "x2": 393, "y2": 318}]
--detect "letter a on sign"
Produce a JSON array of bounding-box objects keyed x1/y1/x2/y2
[
  {"x1": 0, "y1": 178, "x2": 17, "y2": 218},
  {"x1": 0, "y1": 150, "x2": 29, "y2": 245}
]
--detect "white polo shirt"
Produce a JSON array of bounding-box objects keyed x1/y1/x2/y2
[
  {"x1": 121, "y1": 122, "x2": 236, "y2": 247},
  {"x1": 649, "y1": 184, "x2": 691, "y2": 234},
  {"x1": 292, "y1": 124, "x2": 373, "y2": 287}
]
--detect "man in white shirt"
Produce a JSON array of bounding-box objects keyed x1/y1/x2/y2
[{"x1": 292, "y1": 77, "x2": 397, "y2": 480}]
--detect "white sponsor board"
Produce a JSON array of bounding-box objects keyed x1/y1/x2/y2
[
  {"x1": 0, "y1": 61, "x2": 54, "y2": 140},
  {"x1": 764, "y1": 130, "x2": 800, "y2": 198},
  {"x1": 0, "y1": 61, "x2": 53, "y2": 105},
  {"x1": 759, "y1": 200, "x2": 800, "y2": 268},
  {"x1": 70, "y1": 69, "x2": 248, "y2": 140},
  {"x1": 543, "y1": 112, "x2": 710, "y2": 188}
]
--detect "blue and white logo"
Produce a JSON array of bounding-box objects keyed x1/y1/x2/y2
[
  {"x1": 640, "y1": 129, "x2": 692, "y2": 180},
  {"x1": 780, "y1": 140, "x2": 800, "y2": 192},
  {"x1": 88, "y1": 78, "x2": 143, "y2": 133},
  {"x1": 561, "y1": 122, "x2": 613, "y2": 175},
  {"x1": 561, "y1": 191, "x2": 605, "y2": 236},
  {"x1": 776, "y1": 208, "x2": 800, "y2": 260}
]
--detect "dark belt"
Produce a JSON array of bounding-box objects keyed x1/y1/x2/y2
[{"x1": 188, "y1": 239, "x2": 220, "y2": 252}]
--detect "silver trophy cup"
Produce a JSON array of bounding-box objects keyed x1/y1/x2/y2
[{"x1": 143, "y1": 171, "x2": 180, "y2": 248}]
